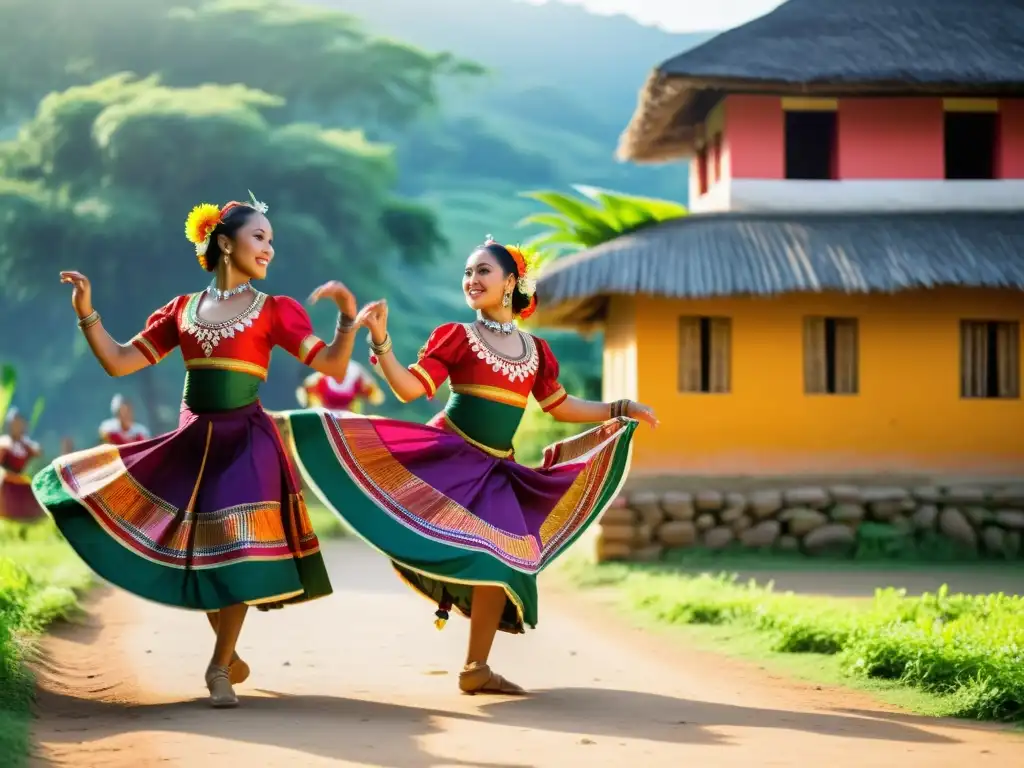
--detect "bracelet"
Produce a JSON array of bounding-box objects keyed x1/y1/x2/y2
[
  {"x1": 609, "y1": 399, "x2": 631, "y2": 419},
  {"x1": 337, "y1": 313, "x2": 356, "y2": 334},
  {"x1": 368, "y1": 333, "x2": 393, "y2": 357},
  {"x1": 77, "y1": 311, "x2": 100, "y2": 330}
]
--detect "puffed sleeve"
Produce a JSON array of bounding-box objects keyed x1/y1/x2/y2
[
  {"x1": 98, "y1": 418, "x2": 116, "y2": 442},
  {"x1": 408, "y1": 322, "x2": 465, "y2": 398},
  {"x1": 269, "y1": 295, "x2": 326, "y2": 366},
  {"x1": 131, "y1": 297, "x2": 183, "y2": 364},
  {"x1": 531, "y1": 336, "x2": 568, "y2": 412}
]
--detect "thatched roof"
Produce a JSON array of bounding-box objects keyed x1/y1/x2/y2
[
  {"x1": 618, "y1": 0, "x2": 1024, "y2": 163},
  {"x1": 533, "y1": 210, "x2": 1024, "y2": 330}
]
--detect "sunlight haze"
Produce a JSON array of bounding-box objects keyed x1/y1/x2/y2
[{"x1": 517, "y1": 0, "x2": 785, "y2": 32}]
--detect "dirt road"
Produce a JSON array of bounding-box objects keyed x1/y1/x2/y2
[{"x1": 30, "y1": 541, "x2": 1024, "y2": 767}]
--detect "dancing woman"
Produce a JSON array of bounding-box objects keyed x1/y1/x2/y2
[
  {"x1": 32, "y1": 194, "x2": 359, "y2": 708},
  {"x1": 0, "y1": 408, "x2": 46, "y2": 522},
  {"x1": 296, "y1": 360, "x2": 385, "y2": 415},
  {"x1": 286, "y1": 237, "x2": 658, "y2": 695},
  {"x1": 99, "y1": 394, "x2": 151, "y2": 445}
]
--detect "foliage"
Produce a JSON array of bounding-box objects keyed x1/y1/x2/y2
[
  {"x1": 0, "y1": 521, "x2": 92, "y2": 766},
  {"x1": 0, "y1": 0, "x2": 481, "y2": 126},
  {"x1": 517, "y1": 184, "x2": 688, "y2": 254},
  {"x1": 569, "y1": 565, "x2": 1024, "y2": 723},
  {"x1": 0, "y1": 72, "x2": 446, "y2": 434}
]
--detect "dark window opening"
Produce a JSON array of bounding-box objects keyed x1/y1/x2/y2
[
  {"x1": 945, "y1": 112, "x2": 996, "y2": 180},
  {"x1": 961, "y1": 320, "x2": 1019, "y2": 398},
  {"x1": 678, "y1": 316, "x2": 731, "y2": 393},
  {"x1": 697, "y1": 146, "x2": 709, "y2": 195},
  {"x1": 785, "y1": 110, "x2": 837, "y2": 180},
  {"x1": 804, "y1": 317, "x2": 858, "y2": 395}
]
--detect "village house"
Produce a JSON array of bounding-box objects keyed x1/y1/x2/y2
[{"x1": 535, "y1": 0, "x2": 1024, "y2": 480}]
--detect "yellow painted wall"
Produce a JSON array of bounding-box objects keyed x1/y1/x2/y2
[{"x1": 613, "y1": 288, "x2": 1024, "y2": 476}]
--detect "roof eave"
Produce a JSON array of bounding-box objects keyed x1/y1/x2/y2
[
  {"x1": 529, "y1": 295, "x2": 612, "y2": 333},
  {"x1": 618, "y1": 73, "x2": 1024, "y2": 163}
]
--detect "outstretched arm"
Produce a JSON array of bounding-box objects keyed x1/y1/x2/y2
[
  {"x1": 356, "y1": 300, "x2": 430, "y2": 403},
  {"x1": 309, "y1": 324, "x2": 357, "y2": 381},
  {"x1": 548, "y1": 397, "x2": 615, "y2": 424},
  {"x1": 530, "y1": 335, "x2": 658, "y2": 428},
  {"x1": 549, "y1": 396, "x2": 658, "y2": 427},
  {"x1": 305, "y1": 281, "x2": 359, "y2": 381},
  {"x1": 61, "y1": 271, "x2": 156, "y2": 378}
]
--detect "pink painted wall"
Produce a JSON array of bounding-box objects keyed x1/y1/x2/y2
[
  {"x1": 724, "y1": 96, "x2": 784, "y2": 179},
  {"x1": 689, "y1": 96, "x2": 1024, "y2": 191},
  {"x1": 837, "y1": 99, "x2": 944, "y2": 179},
  {"x1": 997, "y1": 100, "x2": 1024, "y2": 178}
]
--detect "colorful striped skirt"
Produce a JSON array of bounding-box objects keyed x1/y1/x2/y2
[
  {"x1": 282, "y1": 409, "x2": 635, "y2": 632},
  {"x1": 32, "y1": 401, "x2": 331, "y2": 611}
]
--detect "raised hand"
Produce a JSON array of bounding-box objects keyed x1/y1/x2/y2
[
  {"x1": 59, "y1": 271, "x2": 94, "y2": 319},
  {"x1": 309, "y1": 280, "x2": 357, "y2": 318},
  {"x1": 355, "y1": 300, "x2": 389, "y2": 344}
]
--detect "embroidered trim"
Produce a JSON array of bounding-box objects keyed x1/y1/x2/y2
[
  {"x1": 537, "y1": 385, "x2": 568, "y2": 412},
  {"x1": 131, "y1": 334, "x2": 165, "y2": 364},
  {"x1": 463, "y1": 323, "x2": 538, "y2": 384},
  {"x1": 185, "y1": 357, "x2": 269, "y2": 380},
  {"x1": 409, "y1": 363, "x2": 437, "y2": 397},
  {"x1": 451, "y1": 383, "x2": 528, "y2": 409},
  {"x1": 181, "y1": 291, "x2": 267, "y2": 357}
]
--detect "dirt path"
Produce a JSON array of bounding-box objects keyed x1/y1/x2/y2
[{"x1": 30, "y1": 541, "x2": 1024, "y2": 768}]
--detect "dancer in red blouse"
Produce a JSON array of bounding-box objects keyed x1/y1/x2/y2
[
  {"x1": 99, "y1": 394, "x2": 150, "y2": 446},
  {"x1": 33, "y1": 193, "x2": 360, "y2": 708},
  {"x1": 0, "y1": 408, "x2": 46, "y2": 522},
  {"x1": 296, "y1": 361, "x2": 385, "y2": 415},
  {"x1": 286, "y1": 237, "x2": 659, "y2": 694}
]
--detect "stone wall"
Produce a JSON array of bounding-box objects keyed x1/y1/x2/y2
[{"x1": 596, "y1": 484, "x2": 1024, "y2": 562}]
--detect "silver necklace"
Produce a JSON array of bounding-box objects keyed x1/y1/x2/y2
[
  {"x1": 477, "y1": 315, "x2": 516, "y2": 335},
  {"x1": 208, "y1": 280, "x2": 252, "y2": 301}
]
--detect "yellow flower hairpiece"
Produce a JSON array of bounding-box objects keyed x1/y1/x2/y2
[{"x1": 184, "y1": 203, "x2": 223, "y2": 269}]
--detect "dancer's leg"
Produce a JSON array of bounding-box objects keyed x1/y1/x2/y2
[
  {"x1": 205, "y1": 604, "x2": 248, "y2": 707},
  {"x1": 459, "y1": 586, "x2": 525, "y2": 695}
]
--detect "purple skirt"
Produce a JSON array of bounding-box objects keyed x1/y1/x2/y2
[
  {"x1": 32, "y1": 401, "x2": 332, "y2": 610},
  {"x1": 0, "y1": 472, "x2": 46, "y2": 522}
]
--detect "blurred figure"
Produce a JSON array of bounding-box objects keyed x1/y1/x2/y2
[
  {"x1": 99, "y1": 394, "x2": 150, "y2": 445},
  {"x1": 0, "y1": 408, "x2": 45, "y2": 522},
  {"x1": 296, "y1": 360, "x2": 385, "y2": 415}
]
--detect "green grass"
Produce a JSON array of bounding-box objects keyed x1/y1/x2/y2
[
  {"x1": 558, "y1": 558, "x2": 1024, "y2": 724},
  {"x1": 0, "y1": 520, "x2": 93, "y2": 766}
]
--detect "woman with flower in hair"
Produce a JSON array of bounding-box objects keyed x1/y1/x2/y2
[
  {"x1": 1, "y1": 408, "x2": 46, "y2": 522},
  {"x1": 286, "y1": 237, "x2": 658, "y2": 695},
  {"x1": 32, "y1": 194, "x2": 359, "y2": 708}
]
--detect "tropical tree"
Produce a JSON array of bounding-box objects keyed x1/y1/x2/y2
[
  {"x1": 0, "y1": 0, "x2": 482, "y2": 126},
  {"x1": 516, "y1": 184, "x2": 687, "y2": 255},
  {"x1": 0, "y1": 75, "x2": 447, "y2": 436}
]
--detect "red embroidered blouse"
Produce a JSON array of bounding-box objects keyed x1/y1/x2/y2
[
  {"x1": 408, "y1": 322, "x2": 567, "y2": 413},
  {"x1": 131, "y1": 291, "x2": 326, "y2": 379}
]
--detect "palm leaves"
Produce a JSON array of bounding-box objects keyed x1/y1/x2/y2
[
  {"x1": 0, "y1": 364, "x2": 15, "y2": 425},
  {"x1": 0, "y1": 363, "x2": 45, "y2": 431},
  {"x1": 516, "y1": 184, "x2": 687, "y2": 256}
]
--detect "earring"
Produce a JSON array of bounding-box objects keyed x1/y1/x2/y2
[
  {"x1": 224, "y1": 252, "x2": 230, "y2": 264},
  {"x1": 502, "y1": 291, "x2": 512, "y2": 308}
]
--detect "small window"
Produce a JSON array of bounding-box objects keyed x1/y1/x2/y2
[
  {"x1": 712, "y1": 133, "x2": 723, "y2": 181},
  {"x1": 696, "y1": 146, "x2": 709, "y2": 195},
  {"x1": 945, "y1": 112, "x2": 996, "y2": 180},
  {"x1": 785, "y1": 111, "x2": 836, "y2": 180},
  {"x1": 678, "y1": 316, "x2": 731, "y2": 393},
  {"x1": 804, "y1": 317, "x2": 858, "y2": 394},
  {"x1": 961, "y1": 320, "x2": 1020, "y2": 398}
]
